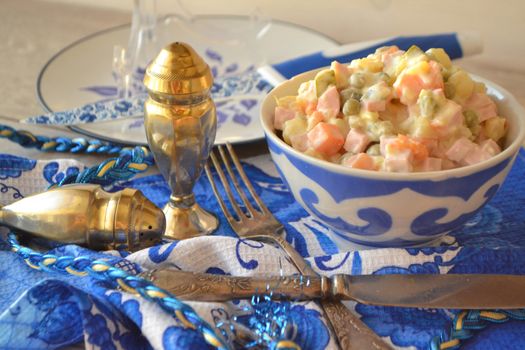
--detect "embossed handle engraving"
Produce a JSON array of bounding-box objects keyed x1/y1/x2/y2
[{"x1": 140, "y1": 269, "x2": 324, "y2": 301}]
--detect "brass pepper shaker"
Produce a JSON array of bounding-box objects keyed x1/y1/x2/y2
[
  {"x1": 143, "y1": 42, "x2": 218, "y2": 239},
  {"x1": 0, "y1": 184, "x2": 165, "y2": 251}
]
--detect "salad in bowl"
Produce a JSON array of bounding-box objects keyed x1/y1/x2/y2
[{"x1": 273, "y1": 45, "x2": 507, "y2": 173}]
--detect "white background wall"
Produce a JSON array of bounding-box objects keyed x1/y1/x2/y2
[{"x1": 44, "y1": 0, "x2": 525, "y2": 70}]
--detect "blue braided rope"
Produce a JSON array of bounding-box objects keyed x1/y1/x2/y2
[
  {"x1": 6, "y1": 231, "x2": 230, "y2": 350},
  {"x1": 0, "y1": 124, "x2": 155, "y2": 186},
  {"x1": 430, "y1": 309, "x2": 525, "y2": 349},
  {"x1": 55, "y1": 146, "x2": 154, "y2": 187},
  {"x1": 0, "y1": 124, "x2": 128, "y2": 155}
]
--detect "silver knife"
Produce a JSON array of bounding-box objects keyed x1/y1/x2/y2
[{"x1": 140, "y1": 269, "x2": 525, "y2": 309}]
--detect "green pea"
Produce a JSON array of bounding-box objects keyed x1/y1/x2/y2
[
  {"x1": 343, "y1": 98, "x2": 361, "y2": 116},
  {"x1": 340, "y1": 88, "x2": 362, "y2": 104},
  {"x1": 349, "y1": 73, "x2": 365, "y2": 88},
  {"x1": 366, "y1": 143, "x2": 381, "y2": 156}
]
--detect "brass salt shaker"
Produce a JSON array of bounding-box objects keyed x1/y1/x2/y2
[{"x1": 143, "y1": 42, "x2": 218, "y2": 239}]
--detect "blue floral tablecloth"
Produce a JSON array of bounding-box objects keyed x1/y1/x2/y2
[{"x1": 1, "y1": 149, "x2": 525, "y2": 350}]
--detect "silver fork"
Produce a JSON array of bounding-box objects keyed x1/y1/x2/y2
[{"x1": 204, "y1": 143, "x2": 392, "y2": 350}]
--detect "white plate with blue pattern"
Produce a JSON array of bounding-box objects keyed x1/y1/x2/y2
[{"x1": 36, "y1": 16, "x2": 338, "y2": 145}]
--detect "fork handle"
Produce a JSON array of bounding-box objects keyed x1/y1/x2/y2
[
  {"x1": 272, "y1": 235, "x2": 318, "y2": 276},
  {"x1": 272, "y1": 235, "x2": 392, "y2": 350}
]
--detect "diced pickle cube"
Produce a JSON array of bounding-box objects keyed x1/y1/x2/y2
[
  {"x1": 405, "y1": 45, "x2": 425, "y2": 59},
  {"x1": 282, "y1": 116, "x2": 307, "y2": 144},
  {"x1": 314, "y1": 69, "x2": 336, "y2": 97},
  {"x1": 483, "y1": 116, "x2": 507, "y2": 142},
  {"x1": 463, "y1": 110, "x2": 480, "y2": 139},
  {"x1": 417, "y1": 90, "x2": 437, "y2": 118},
  {"x1": 276, "y1": 95, "x2": 297, "y2": 108},
  {"x1": 444, "y1": 82, "x2": 455, "y2": 99},
  {"x1": 425, "y1": 48, "x2": 452, "y2": 69},
  {"x1": 448, "y1": 70, "x2": 474, "y2": 103}
]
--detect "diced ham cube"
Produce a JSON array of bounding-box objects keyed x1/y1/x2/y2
[
  {"x1": 344, "y1": 128, "x2": 370, "y2": 153},
  {"x1": 331, "y1": 61, "x2": 351, "y2": 89},
  {"x1": 463, "y1": 145, "x2": 492, "y2": 165},
  {"x1": 384, "y1": 149, "x2": 413, "y2": 172},
  {"x1": 442, "y1": 159, "x2": 457, "y2": 170},
  {"x1": 445, "y1": 137, "x2": 476, "y2": 162},
  {"x1": 480, "y1": 139, "x2": 501, "y2": 156},
  {"x1": 462, "y1": 140, "x2": 501, "y2": 165},
  {"x1": 464, "y1": 93, "x2": 498, "y2": 122},
  {"x1": 274, "y1": 107, "x2": 295, "y2": 130},
  {"x1": 290, "y1": 133, "x2": 309, "y2": 152},
  {"x1": 420, "y1": 157, "x2": 442, "y2": 172},
  {"x1": 379, "y1": 135, "x2": 398, "y2": 156},
  {"x1": 362, "y1": 99, "x2": 387, "y2": 112},
  {"x1": 377, "y1": 46, "x2": 404, "y2": 75},
  {"x1": 307, "y1": 122, "x2": 345, "y2": 156},
  {"x1": 317, "y1": 86, "x2": 340, "y2": 120},
  {"x1": 342, "y1": 153, "x2": 375, "y2": 170}
]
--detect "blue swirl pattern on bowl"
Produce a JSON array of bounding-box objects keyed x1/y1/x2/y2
[{"x1": 266, "y1": 135, "x2": 516, "y2": 247}]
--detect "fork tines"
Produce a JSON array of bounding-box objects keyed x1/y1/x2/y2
[{"x1": 204, "y1": 143, "x2": 270, "y2": 223}]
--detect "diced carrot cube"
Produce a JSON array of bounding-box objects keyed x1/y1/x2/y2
[
  {"x1": 342, "y1": 153, "x2": 375, "y2": 170},
  {"x1": 386, "y1": 135, "x2": 428, "y2": 161},
  {"x1": 394, "y1": 61, "x2": 444, "y2": 105},
  {"x1": 307, "y1": 110, "x2": 324, "y2": 131},
  {"x1": 305, "y1": 101, "x2": 318, "y2": 115},
  {"x1": 307, "y1": 122, "x2": 344, "y2": 156}
]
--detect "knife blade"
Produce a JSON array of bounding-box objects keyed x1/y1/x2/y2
[{"x1": 140, "y1": 269, "x2": 525, "y2": 309}]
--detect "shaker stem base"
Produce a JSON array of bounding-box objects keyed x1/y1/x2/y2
[{"x1": 162, "y1": 198, "x2": 218, "y2": 240}]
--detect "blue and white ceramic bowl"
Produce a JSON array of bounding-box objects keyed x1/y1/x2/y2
[{"x1": 261, "y1": 69, "x2": 525, "y2": 249}]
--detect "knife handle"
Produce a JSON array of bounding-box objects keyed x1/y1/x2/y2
[{"x1": 139, "y1": 269, "x2": 325, "y2": 301}]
